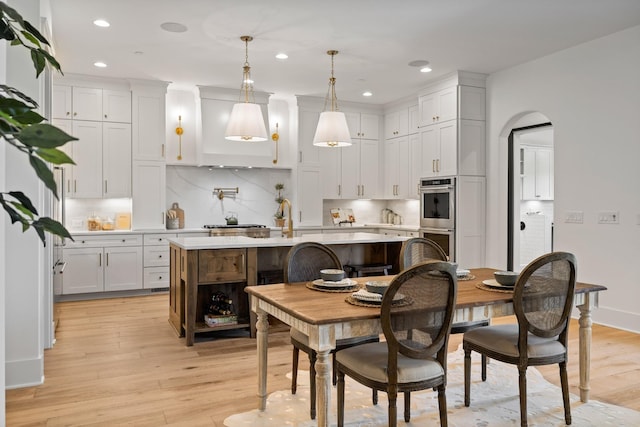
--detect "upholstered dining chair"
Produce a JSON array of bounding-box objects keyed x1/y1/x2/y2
[
  {"x1": 283, "y1": 241, "x2": 379, "y2": 420},
  {"x1": 463, "y1": 251, "x2": 577, "y2": 427},
  {"x1": 399, "y1": 237, "x2": 489, "y2": 378},
  {"x1": 335, "y1": 261, "x2": 458, "y2": 427}
]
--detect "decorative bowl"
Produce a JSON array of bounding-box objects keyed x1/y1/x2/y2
[
  {"x1": 365, "y1": 280, "x2": 391, "y2": 295},
  {"x1": 320, "y1": 269, "x2": 345, "y2": 282},
  {"x1": 494, "y1": 271, "x2": 518, "y2": 286}
]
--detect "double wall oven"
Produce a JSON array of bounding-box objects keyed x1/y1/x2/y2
[{"x1": 419, "y1": 177, "x2": 456, "y2": 260}]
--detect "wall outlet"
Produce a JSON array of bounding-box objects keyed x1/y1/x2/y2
[
  {"x1": 564, "y1": 211, "x2": 584, "y2": 224},
  {"x1": 598, "y1": 211, "x2": 620, "y2": 224}
]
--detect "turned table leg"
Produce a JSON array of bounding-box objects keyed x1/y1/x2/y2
[
  {"x1": 256, "y1": 309, "x2": 269, "y2": 410},
  {"x1": 577, "y1": 293, "x2": 593, "y2": 403},
  {"x1": 315, "y1": 349, "x2": 332, "y2": 427}
]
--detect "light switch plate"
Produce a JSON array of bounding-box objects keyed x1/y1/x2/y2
[
  {"x1": 598, "y1": 211, "x2": 619, "y2": 224},
  {"x1": 564, "y1": 211, "x2": 583, "y2": 224}
]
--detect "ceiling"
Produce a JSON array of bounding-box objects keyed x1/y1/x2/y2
[{"x1": 48, "y1": 0, "x2": 640, "y2": 105}]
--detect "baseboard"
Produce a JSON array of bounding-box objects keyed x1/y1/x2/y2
[
  {"x1": 5, "y1": 356, "x2": 44, "y2": 389},
  {"x1": 573, "y1": 306, "x2": 640, "y2": 334}
]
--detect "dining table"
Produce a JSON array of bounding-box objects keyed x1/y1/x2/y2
[{"x1": 246, "y1": 267, "x2": 607, "y2": 427}]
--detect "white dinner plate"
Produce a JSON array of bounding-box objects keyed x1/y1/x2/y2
[
  {"x1": 352, "y1": 289, "x2": 405, "y2": 303},
  {"x1": 312, "y1": 278, "x2": 357, "y2": 289}
]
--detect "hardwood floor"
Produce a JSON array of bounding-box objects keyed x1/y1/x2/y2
[{"x1": 6, "y1": 294, "x2": 640, "y2": 425}]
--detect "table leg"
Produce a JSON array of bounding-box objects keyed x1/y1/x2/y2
[
  {"x1": 256, "y1": 309, "x2": 269, "y2": 410},
  {"x1": 577, "y1": 293, "x2": 593, "y2": 402},
  {"x1": 315, "y1": 349, "x2": 332, "y2": 427}
]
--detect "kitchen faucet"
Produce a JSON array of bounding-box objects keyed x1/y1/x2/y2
[{"x1": 279, "y1": 198, "x2": 293, "y2": 238}]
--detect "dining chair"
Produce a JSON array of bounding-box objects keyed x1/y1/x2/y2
[
  {"x1": 399, "y1": 237, "x2": 489, "y2": 379},
  {"x1": 463, "y1": 251, "x2": 577, "y2": 427},
  {"x1": 335, "y1": 261, "x2": 458, "y2": 427},
  {"x1": 283, "y1": 241, "x2": 379, "y2": 420}
]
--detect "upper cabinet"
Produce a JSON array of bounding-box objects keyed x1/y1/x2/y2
[
  {"x1": 418, "y1": 86, "x2": 457, "y2": 127},
  {"x1": 384, "y1": 105, "x2": 418, "y2": 139},
  {"x1": 346, "y1": 112, "x2": 379, "y2": 141},
  {"x1": 130, "y1": 80, "x2": 169, "y2": 161},
  {"x1": 521, "y1": 145, "x2": 554, "y2": 200},
  {"x1": 52, "y1": 84, "x2": 131, "y2": 123}
]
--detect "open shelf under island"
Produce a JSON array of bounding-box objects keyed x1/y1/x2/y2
[{"x1": 168, "y1": 232, "x2": 409, "y2": 345}]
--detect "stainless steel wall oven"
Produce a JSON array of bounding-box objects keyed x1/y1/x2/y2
[{"x1": 419, "y1": 177, "x2": 456, "y2": 260}]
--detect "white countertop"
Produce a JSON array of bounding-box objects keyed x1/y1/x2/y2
[{"x1": 168, "y1": 232, "x2": 409, "y2": 250}]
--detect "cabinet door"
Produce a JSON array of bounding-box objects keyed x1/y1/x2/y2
[
  {"x1": 359, "y1": 113, "x2": 379, "y2": 140},
  {"x1": 132, "y1": 91, "x2": 166, "y2": 161},
  {"x1": 395, "y1": 136, "x2": 410, "y2": 198},
  {"x1": 408, "y1": 133, "x2": 421, "y2": 199},
  {"x1": 132, "y1": 161, "x2": 166, "y2": 229},
  {"x1": 536, "y1": 148, "x2": 553, "y2": 199},
  {"x1": 52, "y1": 119, "x2": 74, "y2": 193},
  {"x1": 319, "y1": 147, "x2": 341, "y2": 198},
  {"x1": 438, "y1": 121, "x2": 457, "y2": 177},
  {"x1": 103, "y1": 90, "x2": 131, "y2": 123},
  {"x1": 384, "y1": 111, "x2": 400, "y2": 140},
  {"x1": 144, "y1": 266, "x2": 170, "y2": 289},
  {"x1": 418, "y1": 92, "x2": 438, "y2": 128},
  {"x1": 359, "y1": 139, "x2": 379, "y2": 198},
  {"x1": 52, "y1": 85, "x2": 72, "y2": 119},
  {"x1": 71, "y1": 121, "x2": 103, "y2": 198},
  {"x1": 104, "y1": 246, "x2": 143, "y2": 291},
  {"x1": 298, "y1": 110, "x2": 321, "y2": 165},
  {"x1": 102, "y1": 123, "x2": 132, "y2": 198},
  {"x1": 340, "y1": 141, "x2": 360, "y2": 198},
  {"x1": 297, "y1": 166, "x2": 323, "y2": 226},
  {"x1": 408, "y1": 105, "x2": 419, "y2": 135},
  {"x1": 72, "y1": 87, "x2": 102, "y2": 121},
  {"x1": 420, "y1": 127, "x2": 438, "y2": 178},
  {"x1": 419, "y1": 87, "x2": 457, "y2": 127},
  {"x1": 345, "y1": 112, "x2": 361, "y2": 140},
  {"x1": 144, "y1": 245, "x2": 170, "y2": 267},
  {"x1": 63, "y1": 248, "x2": 104, "y2": 294},
  {"x1": 384, "y1": 140, "x2": 399, "y2": 197}
]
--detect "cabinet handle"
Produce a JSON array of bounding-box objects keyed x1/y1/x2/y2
[
  {"x1": 361, "y1": 185, "x2": 365, "y2": 196},
  {"x1": 66, "y1": 111, "x2": 70, "y2": 116},
  {"x1": 74, "y1": 180, "x2": 77, "y2": 193},
  {"x1": 299, "y1": 211, "x2": 302, "y2": 222},
  {"x1": 436, "y1": 159, "x2": 440, "y2": 172},
  {"x1": 67, "y1": 179, "x2": 70, "y2": 193},
  {"x1": 73, "y1": 112, "x2": 77, "y2": 117},
  {"x1": 104, "y1": 180, "x2": 108, "y2": 194},
  {"x1": 432, "y1": 159, "x2": 436, "y2": 172},
  {"x1": 161, "y1": 144, "x2": 165, "y2": 158},
  {"x1": 104, "y1": 114, "x2": 107, "y2": 119},
  {"x1": 106, "y1": 253, "x2": 109, "y2": 266},
  {"x1": 99, "y1": 253, "x2": 102, "y2": 267},
  {"x1": 338, "y1": 184, "x2": 341, "y2": 196},
  {"x1": 162, "y1": 213, "x2": 165, "y2": 224},
  {"x1": 299, "y1": 151, "x2": 302, "y2": 163}
]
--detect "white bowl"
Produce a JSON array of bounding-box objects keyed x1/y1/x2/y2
[
  {"x1": 494, "y1": 271, "x2": 518, "y2": 286},
  {"x1": 365, "y1": 280, "x2": 390, "y2": 295},
  {"x1": 320, "y1": 269, "x2": 345, "y2": 282}
]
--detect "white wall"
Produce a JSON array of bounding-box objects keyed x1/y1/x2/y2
[
  {"x1": 0, "y1": 14, "x2": 7, "y2": 421},
  {"x1": 486, "y1": 25, "x2": 640, "y2": 332}
]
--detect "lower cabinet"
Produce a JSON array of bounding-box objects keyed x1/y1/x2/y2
[{"x1": 63, "y1": 244, "x2": 143, "y2": 294}]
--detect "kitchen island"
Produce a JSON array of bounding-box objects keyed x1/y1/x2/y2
[{"x1": 168, "y1": 232, "x2": 408, "y2": 345}]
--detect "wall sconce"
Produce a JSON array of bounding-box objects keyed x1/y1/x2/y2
[
  {"x1": 175, "y1": 115, "x2": 184, "y2": 160},
  {"x1": 272, "y1": 122, "x2": 279, "y2": 164}
]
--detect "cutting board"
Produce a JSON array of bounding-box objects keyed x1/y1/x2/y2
[{"x1": 171, "y1": 202, "x2": 185, "y2": 229}]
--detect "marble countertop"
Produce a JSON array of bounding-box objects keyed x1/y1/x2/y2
[{"x1": 168, "y1": 232, "x2": 409, "y2": 250}]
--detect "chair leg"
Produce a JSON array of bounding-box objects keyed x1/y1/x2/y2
[
  {"x1": 464, "y1": 347, "x2": 472, "y2": 407},
  {"x1": 559, "y1": 362, "x2": 572, "y2": 425},
  {"x1": 437, "y1": 384, "x2": 448, "y2": 427},
  {"x1": 337, "y1": 370, "x2": 345, "y2": 427},
  {"x1": 387, "y1": 386, "x2": 398, "y2": 427},
  {"x1": 404, "y1": 391, "x2": 411, "y2": 422},
  {"x1": 518, "y1": 367, "x2": 528, "y2": 427},
  {"x1": 373, "y1": 389, "x2": 378, "y2": 405},
  {"x1": 310, "y1": 352, "x2": 317, "y2": 420},
  {"x1": 481, "y1": 354, "x2": 487, "y2": 381},
  {"x1": 332, "y1": 353, "x2": 337, "y2": 386},
  {"x1": 291, "y1": 347, "x2": 299, "y2": 394}
]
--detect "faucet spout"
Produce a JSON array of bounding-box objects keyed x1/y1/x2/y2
[{"x1": 279, "y1": 198, "x2": 294, "y2": 238}]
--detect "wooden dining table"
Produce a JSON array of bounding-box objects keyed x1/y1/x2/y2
[{"x1": 246, "y1": 267, "x2": 607, "y2": 427}]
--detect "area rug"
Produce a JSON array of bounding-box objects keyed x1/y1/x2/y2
[{"x1": 224, "y1": 347, "x2": 640, "y2": 426}]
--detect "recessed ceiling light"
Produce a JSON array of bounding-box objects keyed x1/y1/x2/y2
[
  {"x1": 160, "y1": 22, "x2": 188, "y2": 33},
  {"x1": 362, "y1": 91, "x2": 373, "y2": 97},
  {"x1": 420, "y1": 66, "x2": 432, "y2": 73},
  {"x1": 275, "y1": 53, "x2": 288, "y2": 60},
  {"x1": 93, "y1": 19, "x2": 110, "y2": 28},
  {"x1": 93, "y1": 61, "x2": 107, "y2": 68}
]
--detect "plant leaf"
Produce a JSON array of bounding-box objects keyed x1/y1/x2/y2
[
  {"x1": 0, "y1": 3, "x2": 25, "y2": 26},
  {"x1": 7, "y1": 191, "x2": 38, "y2": 215},
  {"x1": 29, "y1": 155, "x2": 57, "y2": 195},
  {"x1": 12, "y1": 110, "x2": 45, "y2": 125},
  {"x1": 18, "y1": 123, "x2": 78, "y2": 148},
  {"x1": 0, "y1": 194, "x2": 25, "y2": 224},
  {"x1": 9, "y1": 201, "x2": 35, "y2": 219},
  {"x1": 30, "y1": 49, "x2": 46, "y2": 77},
  {"x1": 38, "y1": 48, "x2": 62, "y2": 73},
  {"x1": 0, "y1": 19, "x2": 16, "y2": 41},
  {"x1": 35, "y1": 217, "x2": 73, "y2": 240},
  {"x1": 0, "y1": 97, "x2": 32, "y2": 116},
  {"x1": 30, "y1": 222, "x2": 46, "y2": 245},
  {"x1": 21, "y1": 30, "x2": 40, "y2": 47},
  {"x1": 23, "y1": 20, "x2": 49, "y2": 46},
  {"x1": 36, "y1": 147, "x2": 75, "y2": 165},
  {"x1": 0, "y1": 84, "x2": 38, "y2": 107}
]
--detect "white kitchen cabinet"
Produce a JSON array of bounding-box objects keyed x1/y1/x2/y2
[
  {"x1": 418, "y1": 86, "x2": 457, "y2": 128},
  {"x1": 384, "y1": 136, "x2": 410, "y2": 198},
  {"x1": 131, "y1": 81, "x2": 168, "y2": 161},
  {"x1": 340, "y1": 139, "x2": 379, "y2": 199},
  {"x1": 346, "y1": 112, "x2": 379, "y2": 141},
  {"x1": 319, "y1": 146, "x2": 341, "y2": 198},
  {"x1": 62, "y1": 234, "x2": 143, "y2": 295},
  {"x1": 52, "y1": 85, "x2": 73, "y2": 120},
  {"x1": 522, "y1": 146, "x2": 554, "y2": 200},
  {"x1": 71, "y1": 87, "x2": 103, "y2": 121},
  {"x1": 132, "y1": 161, "x2": 166, "y2": 229},
  {"x1": 408, "y1": 133, "x2": 422, "y2": 198},
  {"x1": 142, "y1": 233, "x2": 171, "y2": 289},
  {"x1": 103, "y1": 89, "x2": 132, "y2": 123},
  {"x1": 420, "y1": 121, "x2": 457, "y2": 178},
  {"x1": 53, "y1": 85, "x2": 131, "y2": 123},
  {"x1": 298, "y1": 109, "x2": 322, "y2": 166},
  {"x1": 297, "y1": 166, "x2": 323, "y2": 226},
  {"x1": 384, "y1": 109, "x2": 409, "y2": 139},
  {"x1": 63, "y1": 120, "x2": 131, "y2": 199}
]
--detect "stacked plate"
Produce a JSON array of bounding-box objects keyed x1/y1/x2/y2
[
  {"x1": 481, "y1": 279, "x2": 515, "y2": 290},
  {"x1": 351, "y1": 288, "x2": 405, "y2": 304},
  {"x1": 311, "y1": 278, "x2": 358, "y2": 291}
]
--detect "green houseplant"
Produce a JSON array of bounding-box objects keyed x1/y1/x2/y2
[
  {"x1": 1, "y1": 2, "x2": 75, "y2": 244},
  {"x1": 273, "y1": 183, "x2": 285, "y2": 226}
]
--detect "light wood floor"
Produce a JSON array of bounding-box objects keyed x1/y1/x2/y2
[{"x1": 6, "y1": 294, "x2": 640, "y2": 426}]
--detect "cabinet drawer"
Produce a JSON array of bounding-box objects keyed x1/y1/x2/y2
[
  {"x1": 67, "y1": 233, "x2": 142, "y2": 248},
  {"x1": 198, "y1": 249, "x2": 246, "y2": 283},
  {"x1": 144, "y1": 245, "x2": 170, "y2": 267},
  {"x1": 144, "y1": 266, "x2": 169, "y2": 289},
  {"x1": 144, "y1": 233, "x2": 176, "y2": 245}
]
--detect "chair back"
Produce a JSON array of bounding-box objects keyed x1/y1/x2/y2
[
  {"x1": 514, "y1": 252, "x2": 577, "y2": 342},
  {"x1": 381, "y1": 261, "x2": 457, "y2": 372},
  {"x1": 283, "y1": 242, "x2": 342, "y2": 283},
  {"x1": 399, "y1": 237, "x2": 448, "y2": 270}
]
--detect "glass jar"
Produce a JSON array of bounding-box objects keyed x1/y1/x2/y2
[{"x1": 87, "y1": 214, "x2": 102, "y2": 231}]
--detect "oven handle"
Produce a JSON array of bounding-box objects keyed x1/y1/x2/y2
[{"x1": 420, "y1": 185, "x2": 454, "y2": 192}]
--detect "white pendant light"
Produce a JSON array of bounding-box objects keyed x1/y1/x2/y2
[
  {"x1": 313, "y1": 50, "x2": 352, "y2": 147},
  {"x1": 225, "y1": 35, "x2": 268, "y2": 142}
]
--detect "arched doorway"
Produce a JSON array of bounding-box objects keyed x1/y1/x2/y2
[{"x1": 504, "y1": 113, "x2": 554, "y2": 271}]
